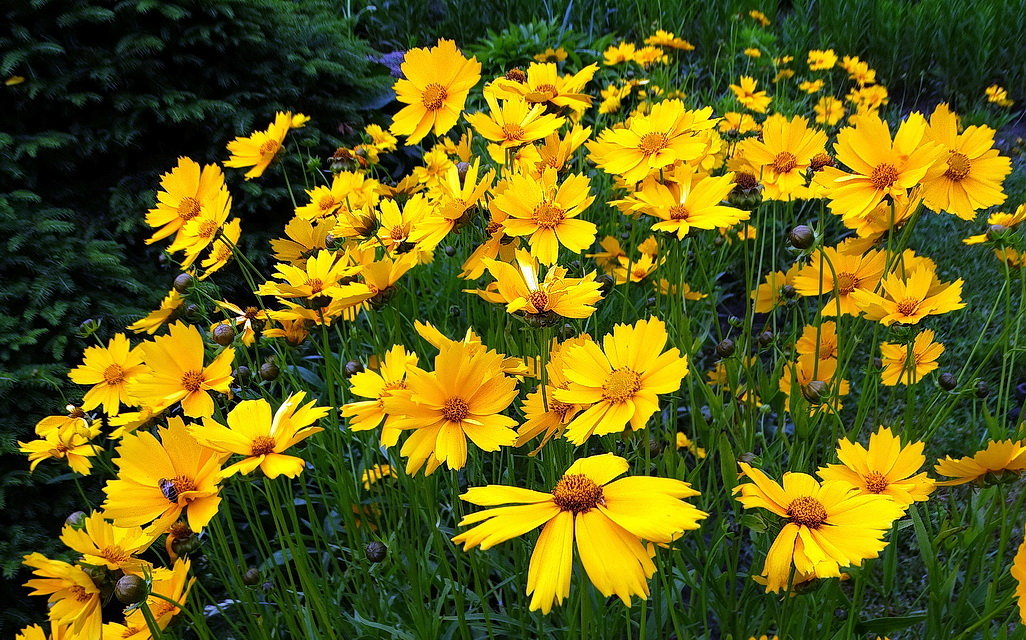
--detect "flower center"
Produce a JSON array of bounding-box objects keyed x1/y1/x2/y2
[
  {"x1": 196, "y1": 219, "x2": 218, "y2": 239},
  {"x1": 773, "y1": 151, "x2": 798, "y2": 173},
  {"x1": 786, "y1": 495, "x2": 828, "y2": 528},
  {"x1": 259, "y1": 139, "x2": 281, "y2": 158},
  {"x1": 602, "y1": 367, "x2": 642, "y2": 402},
  {"x1": 810, "y1": 153, "x2": 833, "y2": 171},
  {"x1": 69, "y1": 585, "x2": 92, "y2": 602},
  {"x1": 944, "y1": 152, "x2": 971, "y2": 181},
  {"x1": 180, "y1": 370, "x2": 205, "y2": 393},
  {"x1": 244, "y1": 307, "x2": 260, "y2": 319},
  {"x1": 103, "y1": 364, "x2": 126, "y2": 385},
  {"x1": 177, "y1": 196, "x2": 202, "y2": 221},
  {"x1": 501, "y1": 123, "x2": 526, "y2": 142},
  {"x1": 734, "y1": 171, "x2": 759, "y2": 190},
  {"x1": 835, "y1": 272, "x2": 859, "y2": 295},
  {"x1": 548, "y1": 398, "x2": 573, "y2": 418},
  {"x1": 318, "y1": 195, "x2": 337, "y2": 211},
  {"x1": 389, "y1": 225, "x2": 408, "y2": 241},
  {"x1": 442, "y1": 397, "x2": 469, "y2": 422},
  {"x1": 306, "y1": 278, "x2": 325, "y2": 294},
  {"x1": 552, "y1": 474, "x2": 604, "y2": 513},
  {"x1": 158, "y1": 476, "x2": 197, "y2": 503},
  {"x1": 870, "y1": 163, "x2": 899, "y2": 190},
  {"x1": 504, "y1": 68, "x2": 527, "y2": 83},
  {"x1": 421, "y1": 83, "x2": 448, "y2": 110},
  {"x1": 896, "y1": 297, "x2": 921, "y2": 317},
  {"x1": 638, "y1": 132, "x2": 670, "y2": 156},
  {"x1": 101, "y1": 545, "x2": 131, "y2": 564},
  {"x1": 250, "y1": 435, "x2": 276, "y2": 456},
  {"x1": 669, "y1": 205, "x2": 690, "y2": 220},
  {"x1": 526, "y1": 290, "x2": 549, "y2": 311},
  {"x1": 533, "y1": 83, "x2": 558, "y2": 99},
  {"x1": 533, "y1": 202, "x2": 566, "y2": 228},
  {"x1": 864, "y1": 471, "x2": 889, "y2": 493}
]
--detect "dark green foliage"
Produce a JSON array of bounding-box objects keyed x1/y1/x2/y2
[{"x1": 0, "y1": 0, "x2": 390, "y2": 632}]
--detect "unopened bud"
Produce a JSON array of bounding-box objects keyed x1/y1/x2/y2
[
  {"x1": 939, "y1": 373, "x2": 957, "y2": 391},
  {"x1": 212, "y1": 324, "x2": 235, "y2": 346},
  {"x1": 788, "y1": 225, "x2": 815, "y2": 250},
  {"x1": 715, "y1": 338, "x2": 735, "y2": 358},
  {"x1": 233, "y1": 365, "x2": 251, "y2": 383},
  {"x1": 757, "y1": 330, "x2": 774, "y2": 347},
  {"x1": 242, "y1": 567, "x2": 261, "y2": 586},
  {"x1": 173, "y1": 273, "x2": 194, "y2": 293},
  {"x1": 802, "y1": 380, "x2": 828, "y2": 404},
  {"x1": 115, "y1": 575, "x2": 147, "y2": 604},
  {"x1": 596, "y1": 274, "x2": 615, "y2": 296},
  {"x1": 344, "y1": 361, "x2": 364, "y2": 377},
  {"x1": 259, "y1": 363, "x2": 280, "y2": 381},
  {"x1": 65, "y1": 511, "x2": 87, "y2": 530},
  {"x1": 443, "y1": 245, "x2": 456, "y2": 257},
  {"x1": 365, "y1": 541, "x2": 387, "y2": 563},
  {"x1": 975, "y1": 381, "x2": 990, "y2": 398}
]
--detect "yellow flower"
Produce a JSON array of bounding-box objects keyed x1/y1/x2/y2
[
  {"x1": 19, "y1": 421, "x2": 101, "y2": 475},
  {"x1": 225, "y1": 111, "x2": 307, "y2": 179},
  {"x1": 365, "y1": 124, "x2": 398, "y2": 151},
  {"x1": 879, "y1": 329, "x2": 944, "y2": 386},
  {"x1": 127, "y1": 289, "x2": 183, "y2": 335},
  {"x1": 22, "y1": 553, "x2": 102, "y2": 640},
  {"x1": 743, "y1": 47, "x2": 762, "y2": 58},
  {"x1": 472, "y1": 248, "x2": 603, "y2": 319},
  {"x1": 361, "y1": 464, "x2": 395, "y2": 490},
  {"x1": 190, "y1": 393, "x2": 328, "y2": 479},
  {"x1": 612, "y1": 251, "x2": 663, "y2": 284},
  {"x1": 343, "y1": 345, "x2": 419, "y2": 447},
  {"x1": 452, "y1": 453, "x2": 706, "y2": 613},
  {"x1": 104, "y1": 558, "x2": 194, "y2": 638},
  {"x1": 129, "y1": 322, "x2": 234, "y2": 418},
  {"x1": 676, "y1": 432, "x2": 706, "y2": 458},
  {"x1": 818, "y1": 426, "x2": 934, "y2": 507},
  {"x1": 391, "y1": 39, "x2": 481, "y2": 145},
  {"x1": 1014, "y1": 535, "x2": 1026, "y2": 623},
  {"x1": 814, "y1": 96, "x2": 846, "y2": 126},
  {"x1": 985, "y1": 84, "x2": 1014, "y2": 108},
  {"x1": 729, "y1": 76, "x2": 772, "y2": 113},
  {"x1": 295, "y1": 170, "x2": 382, "y2": 221},
  {"x1": 211, "y1": 301, "x2": 270, "y2": 347},
  {"x1": 490, "y1": 62, "x2": 597, "y2": 114},
  {"x1": 384, "y1": 341, "x2": 519, "y2": 474},
  {"x1": 795, "y1": 321, "x2": 839, "y2": 361},
  {"x1": 603, "y1": 42, "x2": 637, "y2": 65},
  {"x1": 807, "y1": 49, "x2": 837, "y2": 70},
  {"x1": 751, "y1": 264, "x2": 801, "y2": 313},
  {"x1": 533, "y1": 47, "x2": 568, "y2": 62},
  {"x1": 749, "y1": 10, "x2": 770, "y2": 26},
  {"x1": 555, "y1": 317, "x2": 688, "y2": 444},
  {"x1": 198, "y1": 217, "x2": 241, "y2": 280},
  {"x1": 644, "y1": 30, "x2": 694, "y2": 50},
  {"x1": 922, "y1": 103, "x2": 1012, "y2": 220},
  {"x1": 735, "y1": 463, "x2": 904, "y2": 592},
  {"x1": 778, "y1": 353, "x2": 850, "y2": 412},
  {"x1": 68, "y1": 333, "x2": 145, "y2": 416},
  {"x1": 964, "y1": 205, "x2": 1026, "y2": 244},
  {"x1": 840, "y1": 56, "x2": 877, "y2": 85},
  {"x1": 852, "y1": 266, "x2": 965, "y2": 325},
  {"x1": 622, "y1": 168, "x2": 749, "y2": 238},
  {"x1": 739, "y1": 114, "x2": 827, "y2": 200},
  {"x1": 59, "y1": 511, "x2": 153, "y2": 572},
  {"x1": 256, "y1": 249, "x2": 363, "y2": 301},
  {"x1": 718, "y1": 112, "x2": 761, "y2": 135},
  {"x1": 103, "y1": 417, "x2": 225, "y2": 532},
  {"x1": 466, "y1": 95, "x2": 565, "y2": 150},
  {"x1": 792, "y1": 242, "x2": 887, "y2": 316},
  {"x1": 847, "y1": 85, "x2": 889, "y2": 115},
  {"x1": 145, "y1": 157, "x2": 226, "y2": 244},
  {"x1": 271, "y1": 216, "x2": 332, "y2": 266},
  {"x1": 935, "y1": 440, "x2": 1026, "y2": 486},
  {"x1": 412, "y1": 159, "x2": 494, "y2": 249},
  {"x1": 587, "y1": 100, "x2": 717, "y2": 184},
  {"x1": 165, "y1": 186, "x2": 233, "y2": 268},
  {"x1": 799, "y1": 79, "x2": 824, "y2": 94},
  {"x1": 491, "y1": 169, "x2": 596, "y2": 265},
  {"x1": 515, "y1": 336, "x2": 593, "y2": 452}
]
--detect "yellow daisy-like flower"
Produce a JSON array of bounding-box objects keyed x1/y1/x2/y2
[
  {"x1": 603, "y1": 42, "x2": 637, "y2": 66},
  {"x1": 256, "y1": 249, "x2": 364, "y2": 301},
  {"x1": 491, "y1": 168, "x2": 596, "y2": 265},
  {"x1": 225, "y1": 111, "x2": 308, "y2": 179},
  {"x1": 851, "y1": 266, "x2": 965, "y2": 326},
  {"x1": 198, "y1": 216, "x2": 241, "y2": 280},
  {"x1": 452, "y1": 453, "x2": 707, "y2": 613},
  {"x1": 466, "y1": 94, "x2": 565, "y2": 150},
  {"x1": 795, "y1": 321, "x2": 839, "y2": 361},
  {"x1": 22, "y1": 553, "x2": 102, "y2": 640},
  {"x1": 751, "y1": 264, "x2": 801, "y2": 313},
  {"x1": 390, "y1": 39, "x2": 481, "y2": 145},
  {"x1": 818, "y1": 426, "x2": 935, "y2": 507},
  {"x1": 921, "y1": 103, "x2": 1012, "y2": 220},
  {"x1": 190, "y1": 393, "x2": 328, "y2": 479},
  {"x1": 554, "y1": 317, "x2": 688, "y2": 444},
  {"x1": 644, "y1": 29, "x2": 694, "y2": 50},
  {"x1": 740, "y1": 114, "x2": 827, "y2": 200},
  {"x1": 735, "y1": 463, "x2": 904, "y2": 592},
  {"x1": 102, "y1": 417, "x2": 225, "y2": 532},
  {"x1": 792, "y1": 242, "x2": 887, "y2": 316},
  {"x1": 515, "y1": 336, "x2": 593, "y2": 452},
  {"x1": 412, "y1": 159, "x2": 494, "y2": 249},
  {"x1": 384, "y1": 341, "x2": 519, "y2": 475},
  {"x1": 361, "y1": 463, "x2": 395, "y2": 490},
  {"x1": 814, "y1": 96, "x2": 846, "y2": 127},
  {"x1": 211, "y1": 301, "x2": 270, "y2": 347},
  {"x1": 19, "y1": 421, "x2": 101, "y2": 475},
  {"x1": 879, "y1": 329, "x2": 944, "y2": 386},
  {"x1": 490, "y1": 62, "x2": 597, "y2": 114},
  {"x1": 815, "y1": 112, "x2": 943, "y2": 223},
  {"x1": 729, "y1": 76, "x2": 772, "y2": 113},
  {"x1": 343, "y1": 345, "x2": 420, "y2": 447},
  {"x1": 145, "y1": 157, "x2": 226, "y2": 244},
  {"x1": 472, "y1": 249, "x2": 603, "y2": 319},
  {"x1": 165, "y1": 186, "x2": 233, "y2": 268},
  {"x1": 807, "y1": 49, "x2": 838, "y2": 70},
  {"x1": 129, "y1": 322, "x2": 234, "y2": 418},
  {"x1": 964, "y1": 205, "x2": 1026, "y2": 244},
  {"x1": 103, "y1": 558, "x2": 194, "y2": 638},
  {"x1": 127, "y1": 289, "x2": 183, "y2": 335},
  {"x1": 68, "y1": 333, "x2": 145, "y2": 416},
  {"x1": 623, "y1": 168, "x2": 749, "y2": 238},
  {"x1": 271, "y1": 216, "x2": 332, "y2": 266},
  {"x1": 587, "y1": 101, "x2": 717, "y2": 184},
  {"x1": 718, "y1": 111, "x2": 761, "y2": 136},
  {"x1": 59, "y1": 511, "x2": 153, "y2": 572},
  {"x1": 935, "y1": 440, "x2": 1026, "y2": 486}
]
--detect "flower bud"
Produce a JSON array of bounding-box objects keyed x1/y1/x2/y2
[
  {"x1": 242, "y1": 567, "x2": 261, "y2": 586},
  {"x1": 173, "y1": 273, "x2": 194, "y2": 293},
  {"x1": 233, "y1": 365, "x2": 251, "y2": 383},
  {"x1": 596, "y1": 274, "x2": 615, "y2": 296},
  {"x1": 443, "y1": 245, "x2": 456, "y2": 257},
  {"x1": 781, "y1": 284, "x2": 797, "y2": 299},
  {"x1": 987, "y1": 224, "x2": 1009, "y2": 241},
  {"x1": 939, "y1": 373, "x2": 957, "y2": 391},
  {"x1": 788, "y1": 225, "x2": 815, "y2": 250},
  {"x1": 757, "y1": 330, "x2": 774, "y2": 347},
  {"x1": 115, "y1": 575, "x2": 147, "y2": 604},
  {"x1": 365, "y1": 541, "x2": 387, "y2": 563},
  {"x1": 344, "y1": 360, "x2": 364, "y2": 377},
  {"x1": 802, "y1": 380, "x2": 828, "y2": 404},
  {"x1": 715, "y1": 338, "x2": 735, "y2": 358},
  {"x1": 975, "y1": 381, "x2": 990, "y2": 398},
  {"x1": 259, "y1": 363, "x2": 280, "y2": 381},
  {"x1": 212, "y1": 324, "x2": 235, "y2": 347},
  {"x1": 65, "y1": 511, "x2": 87, "y2": 530}
]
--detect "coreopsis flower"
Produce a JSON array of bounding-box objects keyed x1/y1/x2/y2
[
  {"x1": 796, "y1": 321, "x2": 839, "y2": 361},
  {"x1": 472, "y1": 249, "x2": 603, "y2": 320},
  {"x1": 103, "y1": 558, "x2": 194, "y2": 638},
  {"x1": 739, "y1": 114, "x2": 828, "y2": 200},
  {"x1": 533, "y1": 47, "x2": 568, "y2": 62},
  {"x1": 734, "y1": 463, "x2": 904, "y2": 592},
  {"x1": 935, "y1": 440, "x2": 1026, "y2": 486},
  {"x1": 271, "y1": 217, "x2": 332, "y2": 266},
  {"x1": 145, "y1": 157, "x2": 226, "y2": 244},
  {"x1": 466, "y1": 95, "x2": 565, "y2": 151},
  {"x1": 128, "y1": 289, "x2": 183, "y2": 334},
  {"x1": 1014, "y1": 536, "x2": 1026, "y2": 623},
  {"x1": 190, "y1": 393, "x2": 328, "y2": 479},
  {"x1": 412, "y1": 159, "x2": 494, "y2": 249},
  {"x1": 22, "y1": 553, "x2": 102, "y2": 640},
  {"x1": 751, "y1": 264, "x2": 801, "y2": 313},
  {"x1": 778, "y1": 353, "x2": 850, "y2": 411},
  {"x1": 922, "y1": 103, "x2": 1011, "y2": 220},
  {"x1": 374, "y1": 195, "x2": 431, "y2": 256},
  {"x1": 515, "y1": 336, "x2": 593, "y2": 451},
  {"x1": 718, "y1": 112, "x2": 761, "y2": 136},
  {"x1": 59, "y1": 512, "x2": 153, "y2": 572},
  {"x1": 749, "y1": 9, "x2": 770, "y2": 25},
  {"x1": 587, "y1": 236, "x2": 628, "y2": 272},
  {"x1": 840, "y1": 55, "x2": 877, "y2": 85},
  {"x1": 814, "y1": 96, "x2": 846, "y2": 126},
  {"x1": 792, "y1": 242, "x2": 887, "y2": 315},
  {"x1": 985, "y1": 84, "x2": 1014, "y2": 108},
  {"x1": 676, "y1": 432, "x2": 707, "y2": 458},
  {"x1": 799, "y1": 79, "x2": 824, "y2": 94},
  {"x1": 225, "y1": 111, "x2": 308, "y2": 179},
  {"x1": 68, "y1": 333, "x2": 145, "y2": 416},
  {"x1": 840, "y1": 189, "x2": 922, "y2": 246},
  {"x1": 633, "y1": 45, "x2": 669, "y2": 67},
  {"x1": 129, "y1": 322, "x2": 234, "y2": 418},
  {"x1": 491, "y1": 169, "x2": 596, "y2": 265},
  {"x1": 262, "y1": 317, "x2": 311, "y2": 345},
  {"x1": 103, "y1": 417, "x2": 225, "y2": 532},
  {"x1": 622, "y1": 168, "x2": 749, "y2": 238},
  {"x1": 361, "y1": 464, "x2": 395, "y2": 489},
  {"x1": 256, "y1": 249, "x2": 363, "y2": 301},
  {"x1": 964, "y1": 205, "x2": 1026, "y2": 244},
  {"x1": 743, "y1": 47, "x2": 762, "y2": 58},
  {"x1": 490, "y1": 62, "x2": 597, "y2": 114},
  {"x1": 19, "y1": 421, "x2": 101, "y2": 475},
  {"x1": 384, "y1": 341, "x2": 518, "y2": 474},
  {"x1": 199, "y1": 217, "x2": 241, "y2": 279},
  {"x1": 603, "y1": 42, "x2": 637, "y2": 65},
  {"x1": 879, "y1": 329, "x2": 944, "y2": 386},
  {"x1": 847, "y1": 85, "x2": 890, "y2": 116},
  {"x1": 852, "y1": 266, "x2": 965, "y2": 325},
  {"x1": 816, "y1": 112, "x2": 943, "y2": 223},
  {"x1": 587, "y1": 101, "x2": 717, "y2": 184},
  {"x1": 818, "y1": 427, "x2": 935, "y2": 507},
  {"x1": 365, "y1": 124, "x2": 398, "y2": 152},
  {"x1": 413, "y1": 320, "x2": 530, "y2": 376},
  {"x1": 729, "y1": 76, "x2": 771, "y2": 113},
  {"x1": 644, "y1": 29, "x2": 694, "y2": 50},
  {"x1": 342, "y1": 345, "x2": 419, "y2": 447},
  {"x1": 165, "y1": 186, "x2": 233, "y2": 268},
  {"x1": 554, "y1": 317, "x2": 688, "y2": 444},
  {"x1": 391, "y1": 39, "x2": 481, "y2": 145},
  {"x1": 531, "y1": 124, "x2": 593, "y2": 176},
  {"x1": 612, "y1": 251, "x2": 663, "y2": 284},
  {"x1": 211, "y1": 301, "x2": 270, "y2": 347},
  {"x1": 452, "y1": 453, "x2": 707, "y2": 613},
  {"x1": 296, "y1": 171, "x2": 382, "y2": 221},
  {"x1": 807, "y1": 49, "x2": 838, "y2": 70}
]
